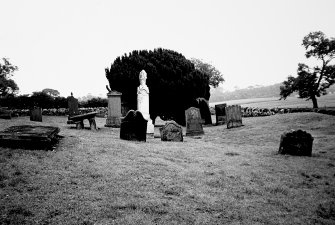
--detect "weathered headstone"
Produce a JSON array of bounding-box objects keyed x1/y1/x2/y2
[
  {"x1": 215, "y1": 103, "x2": 226, "y2": 125},
  {"x1": 120, "y1": 110, "x2": 147, "y2": 142},
  {"x1": 185, "y1": 107, "x2": 204, "y2": 136},
  {"x1": 197, "y1": 98, "x2": 212, "y2": 125},
  {"x1": 278, "y1": 129, "x2": 314, "y2": 156},
  {"x1": 225, "y1": 105, "x2": 243, "y2": 129},
  {"x1": 67, "y1": 92, "x2": 79, "y2": 117},
  {"x1": 137, "y1": 70, "x2": 154, "y2": 135},
  {"x1": 30, "y1": 107, "x2": 42, "y2": 122},
  {"x1": 160, "y1": 121, "x2": 183, "y2": 142},
  {"x1": 105, "y1": 90, "x2": 122, "y2": 127}
]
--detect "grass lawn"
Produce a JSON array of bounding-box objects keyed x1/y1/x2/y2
[{"x1": 0, "y1": 113, "x2": 334, "y2": 225}]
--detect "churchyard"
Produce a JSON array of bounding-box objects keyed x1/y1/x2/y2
[{"x1": 0, "y1": 111, "x2": 334, "y2": 224}]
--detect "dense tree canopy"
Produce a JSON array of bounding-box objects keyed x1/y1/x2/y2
[
  {"x1": 42, "y1": 88, "x2": 60, "y2": 98},
  {"x1": 0, "y1": 58, "x2": 19, "y2": 97},
  {"x1": 190, "y1": 58, "x2": 224, "y2": 88},
  {"x1": 105, "y1": 48, "x2": 210, "y2": 125},
  {"x1": 280, "y1": 31, "x2": 335, "y2": 108}
]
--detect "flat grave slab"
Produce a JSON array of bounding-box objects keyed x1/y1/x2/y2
[{"x1": 0, "y1": 125, "x2": 60, "y2": 150}]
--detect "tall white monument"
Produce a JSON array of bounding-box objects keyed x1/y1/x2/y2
[{"x1": 137, "y1": 70, "x2": 154, "y2": 135}]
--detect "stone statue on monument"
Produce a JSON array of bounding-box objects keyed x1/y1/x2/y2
[
  {"x1": 137, "y1": 70, "x2": 149, "y2": 94},
  {"x1": 137, "y1": 70, "x2": 154, "y2": 135}
]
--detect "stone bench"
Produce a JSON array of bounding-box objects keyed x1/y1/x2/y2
[{"x1": 68, "y1": 112, "x2": 98, "y2": 130}]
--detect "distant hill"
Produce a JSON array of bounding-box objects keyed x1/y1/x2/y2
[{"x1": 210, "y1": 83, "x2": 335, "y2": 103}]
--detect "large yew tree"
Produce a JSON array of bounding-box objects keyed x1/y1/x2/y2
[
  {"x1": 105, "y1": 48, "x2": 210, "y2": 125},
  {"x1": 280, "y1": 31, "x2": 335, "y2": 108}
]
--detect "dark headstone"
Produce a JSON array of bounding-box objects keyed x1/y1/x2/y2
[
  {"x1": 30, "y1": 107, "x2": 42, "y2": 122},
  {"x1": 160, "y1": 121, "x2": 183, "y2": 142},
  {"x1": 215, "y1": 103, "x2": 226, "y2": 125},
  {"x1": 185, "y1": 107, "x2": 204, "y2": 136},
  {"x1": 197, "y1": 98, "x2": 212, "y2": 125},
  {"x1": 120, "y1": 110, "x2": 147, "y2": 141},
  {"x1": 278, "y1": 129, "x2": 314, "y2": 156},
  {"x1": 67, "y1": 93, "x2": 79, "y2": 117},
  {"x1": 225, "y1": 105, "x2": 243, "y2": 129},
  {"x1": 0, "y1": 108, "x2": 11, "y2": 119}
]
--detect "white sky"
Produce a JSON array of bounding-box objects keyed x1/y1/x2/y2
[{"x1": 1, "y1": 0, "x2": 335, "y2": 98}]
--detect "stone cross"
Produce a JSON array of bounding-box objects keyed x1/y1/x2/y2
[{"x1": 137, "y1": 70, "x2": 154, "y2": 135}]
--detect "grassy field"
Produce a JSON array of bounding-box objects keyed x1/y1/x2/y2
[
  {"x1": 0, "y1": 113, "x2": 335, "y2": 225},
  {"x1": 209, "y1": 94, "x2": 335, "y2": 109}
]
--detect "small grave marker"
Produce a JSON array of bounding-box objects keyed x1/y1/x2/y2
[
  {"x1": 215, "y1": 103, "x2": 226, "y2": 125},
  {"x1": 197, "y1": 98, "x2": 212, "y2": 125},
  {"x1": 185, "y1": 107, "x2": 204, "y2": 136},
  {"x1": 160, "y1": 120, "x2": 183, "y2": 142},
  {"x1": 67, "y1": 92, "x2": 79, "y2": 123},
  {"x1": 278, "y1": 129, "x2": 314, "y2": 156},
  {"x1": 225, "y1": 105, "x2": 243, "y2": 129},
  {"x1": 30, "y1": 107, "x2": 42, "y2": 122}
]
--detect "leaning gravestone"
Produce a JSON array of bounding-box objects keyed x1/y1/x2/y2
[
  {"x1": 30, "y1": 107, "x2": 42, "y2": 122},
  {"x1": 278, "y1": 129, "x2": 314, "y2": 156},
  {"x1": 215, "y1": 103, "x2": 226, "y2": 125},
  {"x1": 185, "y1": 107, "x2": 204, "y2": 136},
  {"x1": 160, "y1": 120, "x2": 183, "y2": 142},
  {"x1": 137, "y1": 70, "x2": 154, "y2": 135},
  {"x1": 225, "y1": 105, "x2": 243, "y2": 129},
  {"x1": 197, "y1": 98, "x2": 212, "y2": 125},
  {"x1": 120, "y1": 110, "x2": 147, "y2": 142}
]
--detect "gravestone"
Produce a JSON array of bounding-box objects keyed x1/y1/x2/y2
[
  {"x1": 137, "y1": 70, "x2": 154, "y2": 135},
  {"x1": 197, "y1": 98, "x2": 212, "y2": 125},
  {"x1": 67, "y1": 92, "x2": 79, "y2": 117},
  {"x1": 185, "y1": 107, "x2": 204, "y2": 136},
  {"x1": 215, "y1": 103, "x2": 226, "y2": 125},
  {"x1": 0, "y1": 107, "x2": 11, "y2": 119},
  {"x1": 278, "y1": 129, "x2": 314, "y2": 156},
  {"x1": 120, "y1": 110, "x2": 147, "y2": 142},
  {"x1": 105, "y1": 90, "x2": 122, "y2": 127},
  {"x1": 160, "y1": 120, "x2": 183, "y2": 142},
  {"x1": 30, "y1": 107, "x2": 42, "y2": 122},
  {"x1": 225, "y1": 105, "x2": 243, "y2": 129}
]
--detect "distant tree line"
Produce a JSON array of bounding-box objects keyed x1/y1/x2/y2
[{"x1": 0, "y1": 88, "x2": 107, "y2": 109}]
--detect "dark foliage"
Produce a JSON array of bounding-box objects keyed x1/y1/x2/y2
[
  {"x1": 80, "y1": 97, "x2": 107, "y2": 108},
  {"x1": 105, "y1": 48, "x2": 210, "y2": 125},
  {"x1": 0, "y1": 58, "x2": 19, "y2": 97}
]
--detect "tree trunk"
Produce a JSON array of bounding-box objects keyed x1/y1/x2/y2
[{"x1": 311, "y1": 95, "x2": 318, "y2": 109}]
